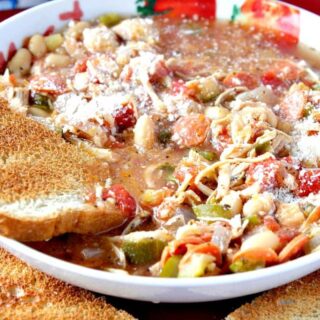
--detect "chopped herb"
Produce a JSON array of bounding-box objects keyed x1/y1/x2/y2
[
  {"x1": 158, "y1": 130, "x2": 172, "y2": 144},
  {"x1": 195, "y1": 149, "x2": 218, "y2": 162},
  {"x1": 193, "y1": 204, "x2": 232, "y2": 219}
]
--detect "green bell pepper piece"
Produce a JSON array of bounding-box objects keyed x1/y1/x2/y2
[
  {"x1": 122, "y1": 238, "x2": 166, "y2": 265},
  {"x1": 193, "y1": 204, "x2": 232, "y2": 219},
  {"x1": 229, "y1": 258, "x2": 265, "y2": 273},
  {"x1": 160, "y1": 255, "x2": 182, "y2": 278},
  {"x1": 99, "y1": 13, "x2": 122, "y2": 27}
]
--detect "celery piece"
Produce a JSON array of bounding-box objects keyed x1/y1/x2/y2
[
  {"x1": 122, "y1": 238, "x2": 166, "y2": 265},
  {"x1": 99, "y1": 13, "x2": 122, "y2": 27},
  {"x1": 229, "y1": 258, "x2": 265, "y2": 273},
  {"x1": 45, "y1": 34, "x2": 64, "y2": 51},
  {"x1": 193, "y1": 204, "x2": 232, "y2": 219},
  {"x1": 246, "y1": 214, "x2": 262, "y2": 227},
  {"x1": 178, "y1": 253, "x2": 213, "y2": 278},
  {"x1": 195, "y1": 149, "x2": 218, "y2": 162},
  {"x1": 160, "y1": 255, "x2": 182, "y2": 278}
]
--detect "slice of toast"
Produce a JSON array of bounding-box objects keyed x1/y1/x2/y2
[
  {"x1": 227, "y1": 270, "x2": 320, "y2": 320},
  {"x1": 0, "y1": 99, "x2": 127, "y2": 241},
  {"x1": 0, "y1": 248, "x2": 134, "y2": 320}
]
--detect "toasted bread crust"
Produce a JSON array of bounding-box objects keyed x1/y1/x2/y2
[
  {"x1": 0, "y1": 248, "x2": 134, "y2": 319},
  {"x1": 0, "y1": 205, "x2": 125, "y2": 242},
  {"x1": 0, "y1": 99, "x2": 127, "y2": 241},
  {"x1": 0, "y1": 100, "x2": 109, "y2": 202},
  {"x1": 227, "y1": 271, "x2": 320, "y2": 320}
]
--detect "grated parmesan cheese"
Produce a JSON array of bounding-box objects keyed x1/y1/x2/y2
[{"x1": 291, "y1": 117, "x2": 320, "y2": 163}]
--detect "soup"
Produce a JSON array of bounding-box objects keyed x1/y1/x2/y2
[{"x1": 2, "y1": 14, "x2": 320, "y2": 277}]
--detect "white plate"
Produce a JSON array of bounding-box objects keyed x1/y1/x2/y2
[{"x1": 0, "y1": 0, "x2": 320, "y2": 303}]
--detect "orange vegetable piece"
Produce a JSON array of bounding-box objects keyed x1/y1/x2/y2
[
  {"x1": 278, "y1": 234, "x2": 309, "y2": 263},
  {"x1": 173, "y1": 114, "x2": 210, "y2": 148}
]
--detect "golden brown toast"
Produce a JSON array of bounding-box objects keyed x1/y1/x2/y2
[
  {"x1": 0, "y1": 248, "x2": 134, "y2": 320},
  {"x1": 227, "y1": 270, "x2": 320, "y2": 320},
  {"x1": 0, "y1": 99, "x2": 126, "y2": 241}
]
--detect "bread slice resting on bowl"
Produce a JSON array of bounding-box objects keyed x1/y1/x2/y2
[{"x1": 0, "y1": 99, "x2": 127, "y2": 242}]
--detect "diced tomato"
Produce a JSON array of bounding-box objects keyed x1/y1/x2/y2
[
  {"x1": 261, "y1": 71, "x2": 283, "y2": 88},
  {"x1": 172, "y1": 80, "x2": 186, "y2": 95},
  {"x1": 174, "y1": 164, "x2": 199, "y2": 184},
  {"x1": 297, "y1": 169, "x2": 320, "y2": 197},
  {"x1": 192, "y1": 243, "x2": 222, "y2": 264},
  {"x1": 273, "y1": 60, "x2": 301, "y2": 81},
  {"x1": 173, "y1": 243, "x2": 188, "y2": 256},
  {"x1": 247, "y1": 159, "x2": 284, "y2": 190},
  {"x1": 149, "y1": 60, "x2": 170, "y2": 83},
  {"x1": 102, "y1": 184, "x2": 136, "y2": 218},
  {"x1": 217, "y1": 126, "x2": 232, "y2": 144},
  {"x1": 264, "y1": 216, "x2": 280, "y2": 232},
  {"x1": 278, "y1": 234, "x2": 308, "y2": 263},
  {"x1": 278, "y1": 90, "x2": 306, "y2": 121},
  {"x1": 74, "y1": 59, "x2": 88, "y2": 73},
  {"x1": 85, "y1": 189, "x2": 97, "y2": 205},
  {"x1": 9, "y1": 74, "x2": 17, "y2": 86},
  {"x1": 173, "y1": 114, "x2": 210, "y2": 148},
  {"x1": 277, "y1": 228, "x2": 299, "y2": 244},
  {"x1": 223, "y1": 72, "x2": 258, "y2": 90},
  {"x1": 113, "y1": 104, "x2": 137, "y2": 132},
  {"x1": 30, "y1": 75, "x2": 68, "y2": 95},
  {"x1": 262, "y1": 60, "x2": 301, "y2": 89}
]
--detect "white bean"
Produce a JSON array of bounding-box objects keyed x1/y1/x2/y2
[
  {"x1": 134, "y1": 115, "x2": 155, "y2": 151},
  {"x1": 28, "y1": 34, "x2": 47, "y2": 58},
  {"x1": 65, "y1": 21, "x2": 90, "y2": 39},
  {"x1": 276, "y1": 203, "x2": 305, "y2": 228},
  {"x1": 45, "y1": 53, "x2": 71, "y2": 68},
  {"x1": 8, "y1": 48, "x2": 32, "y2": 76},
  {"x1": 205, "y1": 106, "x2": 230, "y2": 120},
  {"x1": 241, "y1": 230, "x2": 280, "y2": 251},
  {"x1": 220, "y1": 191, "x2": 243, "y2": 216},
  {"x1": 83, "y1": 26, "x2": 119, "y2": 53},
  {"x1": 243, "y1": 193, "x2": 274, "y2": 217}
]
